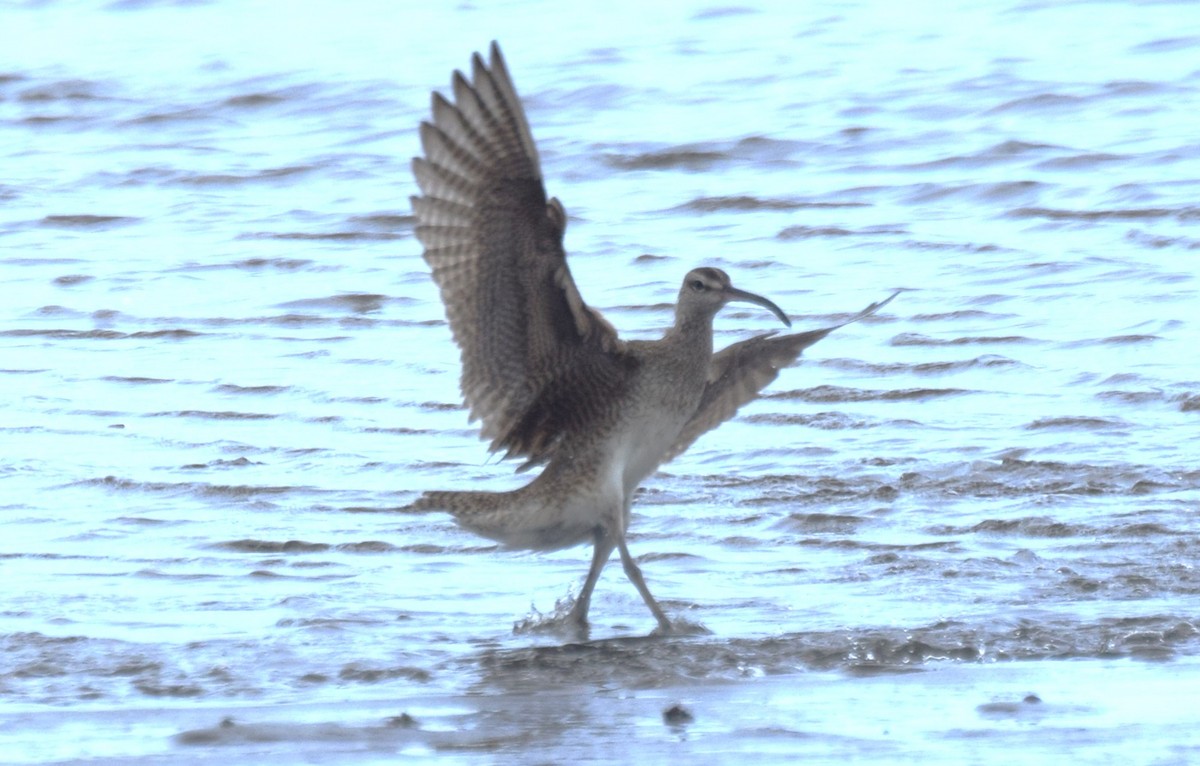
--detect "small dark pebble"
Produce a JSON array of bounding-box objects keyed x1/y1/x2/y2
[
  {"x1": 219, "y1": 717, "x2": 235, "y2": 728},
  {"x1": 1023, "y1": 694, "x2": 1041, "y2": 704},
  {"x1": 386, "y1": 713, "x2": 417, "y2": 728},
  {"x1": 663, "y1": 703, "x2": 694, "y2": 725}
]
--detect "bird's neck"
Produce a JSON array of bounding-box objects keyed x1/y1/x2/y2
[{"x1": 666, "y1": 312, "x2": 715, "y2": 358}]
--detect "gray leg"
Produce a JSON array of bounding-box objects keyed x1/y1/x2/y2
[
  {"x1": 568, "y1": 529, "x2": 615, "y2": 629},
  {"x1": 616, "y1": 533, "x2": 672, "y2": 634}
]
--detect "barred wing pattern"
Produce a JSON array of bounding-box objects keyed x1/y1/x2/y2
[{"x1": 411, "y1": 43, "x2": 630, "y2": 466}]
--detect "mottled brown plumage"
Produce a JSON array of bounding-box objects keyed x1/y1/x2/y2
[{"x1": 410, "y1": 43, "x2": 896, "y2": 634}]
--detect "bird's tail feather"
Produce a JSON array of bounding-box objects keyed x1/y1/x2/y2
[{"x1": 411, "y1": 487, "x2": 591, "y2": 551}]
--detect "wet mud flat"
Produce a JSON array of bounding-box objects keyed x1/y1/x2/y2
[{"x1": 5, "y1": 652, "x2": 1198, "y2": 764}]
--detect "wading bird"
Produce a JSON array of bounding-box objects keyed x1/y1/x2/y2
[{"x1": 410, "y1": 43, "x2": 895, "y2": 634}]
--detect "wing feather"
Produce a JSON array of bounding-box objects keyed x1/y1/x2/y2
[
  {"x1": 411, "y1": 42, "x2": 628, "y2": 465},
  {"x1": 663, "y1": 292, "x2": 900, "y2": 462}
]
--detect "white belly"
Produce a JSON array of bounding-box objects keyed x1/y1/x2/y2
[{"x1": 608, "y1": 407, "x2": 689, "y2": 497}]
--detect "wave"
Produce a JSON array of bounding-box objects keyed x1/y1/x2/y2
[
  {"x1": 891, "y1": 332, "x2": 1036, "y2": 346},
  {"x1": 766, "y1": 385, "x2": 971, "y2": 402}
]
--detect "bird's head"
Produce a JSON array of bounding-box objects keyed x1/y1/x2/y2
[{"x1": 676, "y1": 267, "x2": 791, "y2": 328}]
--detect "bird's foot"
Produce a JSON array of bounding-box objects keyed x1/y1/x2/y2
[
  {"x1": 649, "y1": 616, "x2": 711, "y2": 637},
  {"x1": 513, "y1": 595, "x2": 593, "y2": 640}
]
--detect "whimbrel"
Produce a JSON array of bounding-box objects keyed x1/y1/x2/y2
[{"x1": 410, "y1": 43, "x2": 896, "y2": 634}]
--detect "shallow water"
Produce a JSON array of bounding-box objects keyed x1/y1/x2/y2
[{"x1": 3, "y1": 0, "x2": 1199, "y2": 763}]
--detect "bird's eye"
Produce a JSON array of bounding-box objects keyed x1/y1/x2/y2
[{"x1": 689, "y1": 279, "x2": 706, "y2": 292}]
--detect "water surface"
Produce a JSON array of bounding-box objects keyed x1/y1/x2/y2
[{"x1": 2, "y1": 1, "x2": 1199, "y2": 763}]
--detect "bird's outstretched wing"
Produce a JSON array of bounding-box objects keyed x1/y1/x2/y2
[
  {"x1": 411, "y1": 42, "x2": 630, "y2": 466},
  {"x1": 662, "y1": 292, "x2": 899, "y2": 462}
]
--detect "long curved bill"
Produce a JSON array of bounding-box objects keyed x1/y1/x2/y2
[{"x1": 724, "y1": 286, "x2": 792, "y2": 328}]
